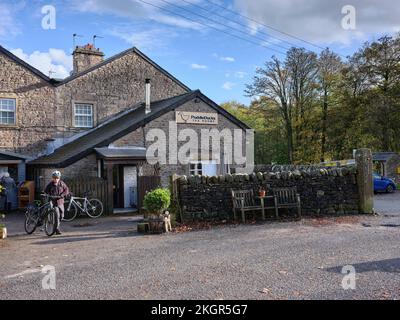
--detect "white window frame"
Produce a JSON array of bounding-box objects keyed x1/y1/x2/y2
[
  {"x1": 74, "y1": 103, "x2": 93, "y2": 128},
  {"x1": 0, "y1": 98, "x2": 16, "y2": 125},
  {"x1": 189, "y1": 162, "x2": 203, "y2": 176}
]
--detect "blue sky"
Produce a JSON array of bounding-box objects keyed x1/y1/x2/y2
[{"x1": 1, "y1": 0, "x2": 399, "y2": 104}]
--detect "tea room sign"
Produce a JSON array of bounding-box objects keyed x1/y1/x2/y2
[{"x1": 176, "y1": 111, "x2": 218, "y2": 125}]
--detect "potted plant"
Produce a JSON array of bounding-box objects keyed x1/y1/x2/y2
[
  {"x1": 143, "y1": 188, "x2": 171, "y2": 233},
  {"x1": 0, "y1": 214, "x2": 6, "y2": 240},
  {"x1": 259, "y1": 187, "x2": 266, "y2": 198}
]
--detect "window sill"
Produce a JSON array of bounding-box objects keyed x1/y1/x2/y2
[{"x1": 0, "y1": 124, "x2": 18, "y2": 129}]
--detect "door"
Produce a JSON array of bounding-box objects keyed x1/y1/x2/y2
[
  {"x1": 113, "y1": 165, "x2": 124, "y2": 208},
  {"x1": 123, "y1": 166, "x2": 137, "y2": 208}
]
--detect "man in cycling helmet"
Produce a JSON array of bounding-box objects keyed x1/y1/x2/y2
[{"x1": 44, "y1": 171, "x2": 70, "y2": 235}]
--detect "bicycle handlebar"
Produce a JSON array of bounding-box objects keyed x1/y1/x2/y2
[{"x1": 40, "y1": 193, "x2": 64, "y2": 200}]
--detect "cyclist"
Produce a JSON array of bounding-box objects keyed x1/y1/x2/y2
[{"x1": 44, "y1": 171, "x2": 70, "y2": 235}]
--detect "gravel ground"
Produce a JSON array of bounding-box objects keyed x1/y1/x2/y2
[{"x1": 0, "y1": 193, "x2": 399, "y2": 300}]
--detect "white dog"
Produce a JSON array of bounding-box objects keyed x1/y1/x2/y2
[{"x1": 162, "y1": 211, "x2": 172, "y2": 233}]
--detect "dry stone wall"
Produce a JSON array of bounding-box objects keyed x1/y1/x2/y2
[{"x1": 177, "y1": 166, "x2": 360, "y2": 221}]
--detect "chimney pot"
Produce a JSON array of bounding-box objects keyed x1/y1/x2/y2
[{"x1": 72, "y1": 44, "x2": 105, "y2": 75}]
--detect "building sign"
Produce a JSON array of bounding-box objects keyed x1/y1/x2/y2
[{"x1": 176, "y1": 111, "x2": 218, "y2": 125}]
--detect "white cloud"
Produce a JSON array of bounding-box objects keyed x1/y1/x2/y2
[
  {"x1": 0, "y1": 3, "x2": 22, "y2": 38},
  {"x1": 191, "y1": 63, "x2": 207, "y2": 70},
  {"x1": 213, "y1": 53, "x2": 236, "y2": 62},
  {"x1": 222, "y1": 81, "x2": 236, "y2": 90},
  {"x1": 220, "y1": 56, "x2": 235, "y2": 62},
  {"x1": 234, "y1": 71, "x2": 247, "y2": 78},
  {"x1": 234, "y1": 0, "x2": 400, "y2": 45},
  {"x1": 10, "y1": 48, "x2": 72, "y2": 79},
  {"x1": 108, "y1": 27, "x2": 177, "y2": 52},
  {"x1": 73, "y1": 0, "x2": 203, "y2": 30}
]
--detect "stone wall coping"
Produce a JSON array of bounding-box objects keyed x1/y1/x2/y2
[{"x1": 177, "y1": 166, "x2": 357, "y2": 185}]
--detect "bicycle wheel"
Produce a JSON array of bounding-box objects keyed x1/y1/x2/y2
[
  {"x1": 24, "y1": 207, "x2": 38, "y2": 235},
  {"x1": 45, "y1": 208, "x2": 59, "y2": 237},
  {"x1": 63, "y1": 201, "x2": 78, "y2": 222},
  {"x1": 87, "y1": 199, "x2": 104, "y2": 218}
]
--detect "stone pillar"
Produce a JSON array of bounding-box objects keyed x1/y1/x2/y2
[{"x1": 355, "y1": 148, "x2": 374, "y2": 214}]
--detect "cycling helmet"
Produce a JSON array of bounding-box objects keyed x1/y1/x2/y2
[{"x1": 52, "y1": 170, "x2": 61, "y2": 178}]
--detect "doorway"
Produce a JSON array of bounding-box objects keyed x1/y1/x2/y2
[{"x1": 112, "y1": 165, "x2": 138, "y2": 210}]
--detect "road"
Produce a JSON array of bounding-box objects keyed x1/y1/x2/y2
[{"x1": 1, "y1": 193, "x2": 399, "y2": 300}]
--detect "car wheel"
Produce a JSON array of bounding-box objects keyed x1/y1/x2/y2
[{"x1": 386, "y1": 185, "x2": 394, "y2": 193}]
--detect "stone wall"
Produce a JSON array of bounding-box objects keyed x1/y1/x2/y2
[
  {"x1": 53, "y1": 50, "x2": 188, "y2": 138},
  {"x1": 0, "y1": 48, "x2": 188, "y2": 158},
  {"x1": 0, "y1": 53, "x2": 57, "y2": 156},
  {"x1": 176, "y1": 166, "x2": 360, "y2": 221},
  {"x1": 109, "y1": 97, "x2": 247, "y2": 186}
]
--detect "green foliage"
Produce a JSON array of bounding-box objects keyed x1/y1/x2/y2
[
  {"x1": 143, "y1": 188, "x2": 171, "y2": 213},
  {"x1": 0, "y1": 214, "x2": 5, "y2": 229},
  {"x1": 235, "y1": 34, "x2": 400, "y2": 164}
]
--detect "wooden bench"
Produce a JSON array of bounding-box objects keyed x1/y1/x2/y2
[
  {"x1": 272, "y1": 187, "x2": 301, "y2": 219},
  {"x1": 231, "y1": 189, "x2": 266, "y2": 223}
]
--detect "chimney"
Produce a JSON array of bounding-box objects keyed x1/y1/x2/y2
[
  {"x1": 145, "y1": 79, "x2": 151, "y2": 114},
  {"x1": 72, "y1": 44, "x2": 104, "y2": 74}
]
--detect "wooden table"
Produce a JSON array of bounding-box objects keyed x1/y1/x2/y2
[{"x1": 256, "y1": 196, "x2": 277, "y2": 220}]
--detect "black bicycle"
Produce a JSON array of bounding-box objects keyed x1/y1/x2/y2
[{"x1": 24, "y1": 194, "x2": 62, "y2": 236}]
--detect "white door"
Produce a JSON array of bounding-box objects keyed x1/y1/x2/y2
[
  {"x1": 201, "y1": 160, "x2": 218, "y2": 176},
  {"x1": 123, "y1": 166, "x2": 137, "y2": 208}
]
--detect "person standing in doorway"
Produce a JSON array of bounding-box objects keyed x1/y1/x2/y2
[
  {"x1": 44, "y1": 171, "x2": 69, "y2": 235},
  {"x1": 0, "y1": 173, "x2": 16, "y2": 212}
]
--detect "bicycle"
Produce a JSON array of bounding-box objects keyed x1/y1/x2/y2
[
  {"x1": 63, "y1": 191, "x2": 104, "y2": 222},
  {"x1": 24, "y1": 194, "x2": 62, "y2": 236}
]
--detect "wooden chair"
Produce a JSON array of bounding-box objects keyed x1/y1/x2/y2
[
  {"x1": 231, "y1": 189, "x2": 265, "y2": 223},
  {"x1": 272, "y1": 187, "x2": 301, "y2": 219}
]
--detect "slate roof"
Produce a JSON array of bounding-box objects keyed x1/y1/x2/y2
[
  {"x1": 0, "y1": 150, "x2": 31, "y2": 161},
  {"x1": 95, "y1": 147, "x2": 147, "y2": 159},
  {"x1": 372, "y1": 152, "x2": 398, "y2": 162},
  {"x1": 28, "y1": 90, "x2": 250, "y2": 168}
]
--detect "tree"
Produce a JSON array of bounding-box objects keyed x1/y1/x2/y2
[
  {"x1": 245, "y1": 56, "x2": 295, "y2": 163},
  {"x1": 317, "y1": 48, "x2": 343, "y2": 162}
]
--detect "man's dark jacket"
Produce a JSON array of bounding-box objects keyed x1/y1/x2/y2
[{"x1": 44, "y1": 180, "x2": 69, "y2": 206}]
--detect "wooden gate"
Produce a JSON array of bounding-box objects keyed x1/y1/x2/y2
[
  {"x1": 138, "y1": 176, "x2": 161, "y2": 212},
  {"x1": 64, "y1": 177, "x2": 110, "y2": 214}
]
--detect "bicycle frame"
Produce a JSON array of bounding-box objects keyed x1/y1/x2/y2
[{"x1": 67, "y1": 196, "x2": 90, "y2": 213}]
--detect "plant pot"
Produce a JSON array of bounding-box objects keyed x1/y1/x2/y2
[
  {"x1": 0, "y1": 227, "x2": 7, "y2": 240},
  {"x1": 259, "y1": 191, "x2": 266, "y2": 198}
]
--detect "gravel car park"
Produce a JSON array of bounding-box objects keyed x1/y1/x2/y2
[{"x1": 0, "y1": 193, "x2": 399, "y2": 300}]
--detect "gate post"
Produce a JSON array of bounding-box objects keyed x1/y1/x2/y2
[
  {"x1": 170, "y1": 174, "x2": 183, "y2": 223},
  {"x1": 355, "y1": 148, "x2": 374, "y2": 214}
]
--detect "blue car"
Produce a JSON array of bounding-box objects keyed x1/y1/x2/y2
[{"x1": 373, "y1": 173, "x2": 397, "y2": 193}]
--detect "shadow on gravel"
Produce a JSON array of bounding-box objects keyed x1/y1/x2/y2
[
  {"x1": 325, "y1": 258, "x2": 400, "y2": 274},
  {"x1": 31, "y1": 231, "x2": 141, "y2": 245}
]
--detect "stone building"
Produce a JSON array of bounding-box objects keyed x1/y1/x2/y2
[
  {"x1": 0, "y1": 44, "x2": 251, "y2": 213},
  {"x1": 373, "y1": 152, "x2": 400, "y2": 182}
]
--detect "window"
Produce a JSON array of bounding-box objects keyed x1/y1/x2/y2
[
  {"x1": 189, "y1": 162, "x2": 202, "y2": 176},
  {"x1": 0, "y1": 98, "x2": 16, "y2": 125},
  {"x1": 74, "y1": 104, "x2": 93, "y2": 128}
]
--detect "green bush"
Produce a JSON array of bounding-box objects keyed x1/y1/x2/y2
[
  {"x1": 0, "y1": 213, "x2": 5, "y2": 229},
  {"x1": 143, "y1": 188, "x2": 171, "y2": 214}
]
